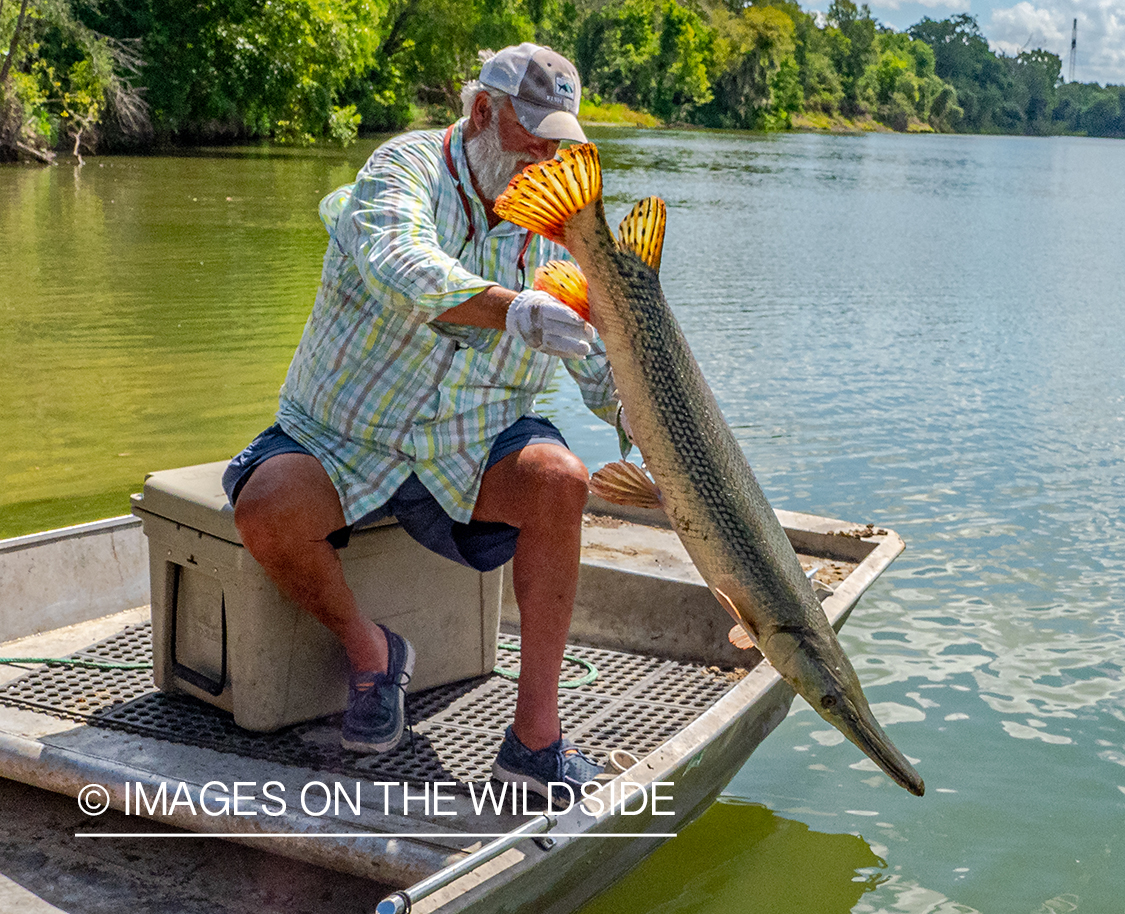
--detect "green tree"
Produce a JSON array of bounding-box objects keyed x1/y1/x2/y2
[
  {"x1": 1079, "y1": 90, "x2": 1124, "y2": 136},
  {"x1": 789, "y1": 3, "x2": 842, "y2": 115},
  {"x1": 703, "y1": 3, "x2": 797, "y2": 128},
  {"x1": 1053, "y1": 81, "x2": 1125, "y2": 137},
  {"x1": 531, "y1": 0, "x2": 581, "y2": 59},
  {"x1": 82, "y1": 0, "x2": 413, "y2": 141},
  {"x1": 650, "y1": 0, "x2": 712, "y2": 121},
  {"x1": 1, "y1": 0, "x2": 147, "y2": 161},
  {"x1": 907, "y1": 14, "x2": 1009, "y2": 131},
  {"x1": 400, "y1": 0, "x2": 536, "y2": 112},
  {"x1": 826, "y1": 0, "x2": 875, "y2": 114},
  {"x1": 768, "y1": 54, "x2": 801, "y2": 123},
  {"x1": 1003, "y1": 48, "x2": 1060, "y2": 135},
  {"x1": 861, "y1": 29, "x2": 957, "y2": 131},
  {"x1": 574, "y1": 0, "x2": 659, "y2": 109}
]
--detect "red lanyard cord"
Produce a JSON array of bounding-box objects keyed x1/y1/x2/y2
[{"x1": 443, "y1": 124, "x2": 532, "y2": 291}]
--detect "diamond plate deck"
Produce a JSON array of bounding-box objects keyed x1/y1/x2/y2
[{"x1": 0, "y1": 624, "x2": 747, "y2": 786}]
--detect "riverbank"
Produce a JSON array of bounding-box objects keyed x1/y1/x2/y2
[
  {"x1": 577, "y1": 106, "x2": 936, "y2": 136},
  {"x1": 0, "y1": 95, "x2": 936, "y2": 168},
  {"x1": 792, "y1": 112, "x2": 932, "y2": 133}
]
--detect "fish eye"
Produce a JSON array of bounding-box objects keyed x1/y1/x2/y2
[{"x1": 820, "y1": 695, "x2": 837, "y2": 710}]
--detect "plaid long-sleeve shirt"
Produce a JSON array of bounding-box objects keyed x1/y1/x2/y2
[{"x1": 276, "y1": 120, "x2": 617, "y2": 525}]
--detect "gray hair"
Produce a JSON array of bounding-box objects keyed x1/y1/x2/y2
[{"x1": 460, "y1": 49, "x2": 509, "y2": 117}]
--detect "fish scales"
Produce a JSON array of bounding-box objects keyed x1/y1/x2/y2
[
  {"x1": 590, "y1": 245, "x2": 817, "y2": 632},
  {"x1": 495, "y1": 143, "x2": 925, "y2": 796}
]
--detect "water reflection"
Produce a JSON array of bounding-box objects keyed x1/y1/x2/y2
[
  {"x1": 853, "y1": 875, "x2": 985, "y2": 914},
  {"x1": 572, "y1": 128, "x2": 1125, "y2": 912},
  {"x1": 578, "y1": 800, "x2": 885, "y2": 914}
]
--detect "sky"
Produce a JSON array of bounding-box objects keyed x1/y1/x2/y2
[{"x1": 850, "y1": 0, "x2": 1125, "y2": 86}]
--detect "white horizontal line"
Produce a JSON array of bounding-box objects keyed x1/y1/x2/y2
[{"x1": 75, "y1": 832, "x2": 676, "y2": 839}]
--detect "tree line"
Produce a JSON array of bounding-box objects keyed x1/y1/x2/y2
[{"x1": 2, "y1": 0, "x2": 1123, "y2": 162}]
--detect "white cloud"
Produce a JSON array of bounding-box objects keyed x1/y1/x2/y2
[
  {"x1": 990, "y1": 1, "x2": 1067, "y2": 52},
  {"x1": 815, "y1": 0, "x2": 1125, "y2": 86},
  {"x1": 987, "y1": 1, "x2": 1125, "y2": 85}
]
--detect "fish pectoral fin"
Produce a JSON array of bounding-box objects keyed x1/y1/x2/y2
[
  {"x1": 494, "y1": 144, "x2": 601, "y2": 244},
  {"x1": 728, "y1": 625, "x2": 756, "y2": 650},
  {"x1": 616, "y1": 197, "x2": 667, "y2": 273},
  {"x1": 589, "y1": 461, "x2": 663, "y2": 510},
  {"x1": 534, "y1": 261, "x2": 590, "y2": 320}
]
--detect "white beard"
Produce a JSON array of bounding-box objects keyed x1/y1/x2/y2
[{"x1": 465, "y1": 112, "x2": 529, "y2": 203}]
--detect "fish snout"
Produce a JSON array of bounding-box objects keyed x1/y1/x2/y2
[
  {"x1": 834, "y1": 699, "x2": 926, "y2": 797},
  {"x1": 775, "y1": 627, "x2": 925, "y2": 797}
]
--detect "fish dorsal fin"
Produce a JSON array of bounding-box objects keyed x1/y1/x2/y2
[
  {"x1": 494, "y1": 143, "x2": 602, "y2": 245},
  {"x1": 616, "y1": 197, "x2": 666, "y2": 273},
  {"x1": 589, "y1": 460, "x2": 662, "y2": 510},
  {"x1": 534, "y1": 261, "x2": 589, "y2": 321}
]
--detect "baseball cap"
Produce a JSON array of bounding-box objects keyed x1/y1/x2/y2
[{"x1": 479, "y1": 43, "x2": 587, "y2": 143}]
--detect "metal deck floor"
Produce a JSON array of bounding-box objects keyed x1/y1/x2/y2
[{"x1": 0, "y1": 623, "x2": 745, "y2": 786}]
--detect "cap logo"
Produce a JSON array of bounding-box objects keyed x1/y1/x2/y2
[{"x1": 554, "y1": 74, "x2": 576, "y2": 100}]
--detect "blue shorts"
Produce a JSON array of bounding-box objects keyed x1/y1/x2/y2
[{"x1": 221, "y1": 415, "x2": 569, "y2": 572}]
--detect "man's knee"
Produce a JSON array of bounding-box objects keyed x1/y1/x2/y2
[
  {"x1": 232, "y1": 488, "x2": 275, "y2": 555},
  {"x1": 521, "y1": 445, "x2": 589, "y2": 516},
  {"x1": 233, "y1": 481, "x2": 292, "y2": 562},
  {"x1": 232, "y1": 453, "x2": 344, "y2": 558}
]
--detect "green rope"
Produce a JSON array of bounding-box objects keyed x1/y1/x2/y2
[
  {"x1": 493, "y1": 642, "x2": 598, "y2": 689},
  {"x1": 0, "y1": 658, "x2": 153, "y2": 671}
]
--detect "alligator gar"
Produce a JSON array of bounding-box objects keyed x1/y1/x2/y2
[{"x1": 495, "y1": 144, "x2": 924, "y2": 796}]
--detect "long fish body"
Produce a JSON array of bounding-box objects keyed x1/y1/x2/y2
[{"x1": 496, "y1": 144, "x2": 924, "y2": 796}]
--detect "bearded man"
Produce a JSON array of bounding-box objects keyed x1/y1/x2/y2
[{"x1": 222, "y1": 44, "x2": 617, "y2": 794}]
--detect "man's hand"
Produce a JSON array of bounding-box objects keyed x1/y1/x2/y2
[{"x1": 506, "y1": 289, "x2": 594, "y2": 359}]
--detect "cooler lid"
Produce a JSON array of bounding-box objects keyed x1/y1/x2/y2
[
  {"x1": 131, "y1": 461, "x2": 242, "y2": 544},
  {"x1": 131, "y1": 460, "x2": 397, "y2": 546}
]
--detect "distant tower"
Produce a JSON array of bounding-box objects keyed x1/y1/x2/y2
[{"x1": 1069, "y1": 18, "x2": 1077, "y2": 83}]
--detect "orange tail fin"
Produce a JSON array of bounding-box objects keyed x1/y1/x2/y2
[{"x1": 494, "y1": 144, "x2": 602, "y2": 244}]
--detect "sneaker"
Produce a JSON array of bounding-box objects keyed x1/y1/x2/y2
[
  {"x1": 491, "y1": 725, "x2": 603, "y2": 798},
  {"x1": 341, "y1": 625, "x2": 415, "y2": 753}
]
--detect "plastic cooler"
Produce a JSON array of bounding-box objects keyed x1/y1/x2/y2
[{"x1": 131, "y1": 461, "x2": 503, "y2": 732}]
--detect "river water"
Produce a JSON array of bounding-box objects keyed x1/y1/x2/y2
[{"x1": 3, "y1": 129, "x2": 1124, "y2": 913}]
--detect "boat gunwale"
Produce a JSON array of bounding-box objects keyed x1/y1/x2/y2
[
  {"x1": 0, "y1": 515, "x2": 142, "y2": 554},
  {"x1": 373, "y1": 518, "x2": 908, "y2": 912}
]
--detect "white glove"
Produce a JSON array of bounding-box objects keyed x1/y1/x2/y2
[{"x1": 506, "y1": 289, "x2": 594, "y2": 359}]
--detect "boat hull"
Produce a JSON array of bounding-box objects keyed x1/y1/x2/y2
[{"x1": 0, "y1": 504, "x2": 903, "y2": 913}]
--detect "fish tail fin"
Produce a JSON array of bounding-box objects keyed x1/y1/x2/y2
[
  {"x1": 533, "y1": 261, "x2": 590, "y2": 321},
  {"x1": 494, "y1": 144, "x2": 602, "y2": 244},
  {"x1": 616, "y1": 197, "x2": 667, "y2": 273}
]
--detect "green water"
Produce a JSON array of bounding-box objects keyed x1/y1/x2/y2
[
  {"x1": 4, "y1": 130, "x2": 1125, "y2": 913},
  {"x1": 1, "y1": 146, "x2": 373, "y2": 536}
]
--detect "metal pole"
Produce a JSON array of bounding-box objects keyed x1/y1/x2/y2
[
  {"x1": 1069, "y1": 19, "x2": 1077, "y2": 83},
  {"x1": 374, "y1": 813, "x2": 558, "y2": 914}
]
